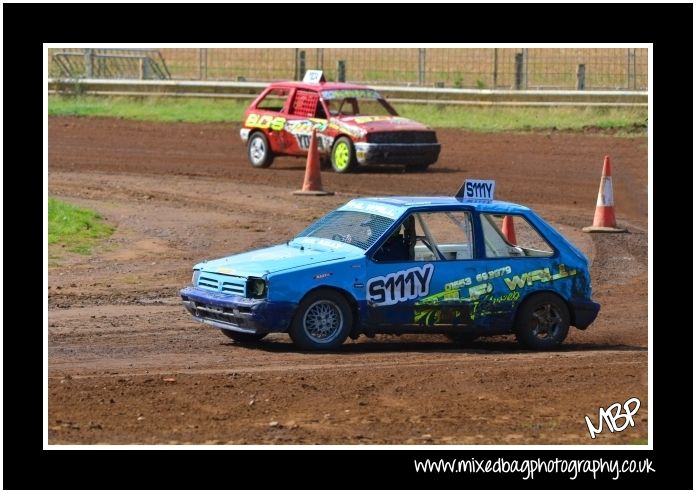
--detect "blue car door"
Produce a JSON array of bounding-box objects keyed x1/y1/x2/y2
[{"x1": 364, "y1": 209, "x2": 485, "y2": 332}]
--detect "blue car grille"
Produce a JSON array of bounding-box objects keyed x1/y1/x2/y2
[
  {"x1": 198, "y1": 276, "x2": 219, "y2": 290},
  {"x1": 197, "y1": 274, "x2": 247, "y2": 296},
  {"x1": 222, "y1": 278, "x2": 246, "y2": 295}
]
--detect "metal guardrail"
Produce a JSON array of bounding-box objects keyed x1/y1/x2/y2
[
  {"x1": 52, "y1": 50, "x2": 171, "y2": 80},
  {"x1": 47, "y1": 78, "x2": 648, "y2": 108}
]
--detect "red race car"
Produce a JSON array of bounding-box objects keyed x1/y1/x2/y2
[{"x1": 240, "y1": 71, "x2": 441, "y2": 173}]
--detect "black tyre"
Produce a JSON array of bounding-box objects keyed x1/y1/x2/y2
[
  {"x1": 446, "y1": 332, "x2": 478, "y2": 344},
  {"x1": 247, "y1": 132, "x2": 274, "y2": 168},
  {"x1": 331, "y1": 136, "x2": 357, "y2": 173},
  {"x1": 289, "y1": 289, "x2": 352, "y2": 350},
  {"x1": 514, "y1": 293, "x2": 570, "y2": 349},
  {"x1": 220, "y1": 330, "x2": 266, "y2": 343}
]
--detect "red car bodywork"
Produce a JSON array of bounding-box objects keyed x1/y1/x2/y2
[{"x1": 240, "y1": 81, "x2": 441, "y2": 172}]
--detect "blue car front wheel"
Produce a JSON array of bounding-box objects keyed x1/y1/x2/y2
[{"x1": 290, "y1": 289, "x2": 352, "y2": 350}]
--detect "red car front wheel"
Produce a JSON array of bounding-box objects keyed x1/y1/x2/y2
[{"x1": 331, "y1": 137, "x2": 357, "y2": 173}]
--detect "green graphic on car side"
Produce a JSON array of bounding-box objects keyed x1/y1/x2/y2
[{"x1": 414, "y1": 264, "x2": 577, "y2": 326}]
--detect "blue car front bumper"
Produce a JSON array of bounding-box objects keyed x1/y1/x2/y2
[{"x1": 180, "y1": 286, "x2": 296, "y2": 335}]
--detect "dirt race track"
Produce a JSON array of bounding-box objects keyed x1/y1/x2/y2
[{"x1": 48, "y1": 117, "x2": 649, "y2": 444}]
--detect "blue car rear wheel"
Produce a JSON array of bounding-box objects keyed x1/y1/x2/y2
[{"x1": 515, "y1": 293, "x2": 570, "y2": 349}]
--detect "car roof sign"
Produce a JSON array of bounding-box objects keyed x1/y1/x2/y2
[
  {"x1": 303, "y1": 70, "x2": 326, "y2": 83},
  {"x1": 455, "y1": 179, "x2": 496, "y2": 201}
]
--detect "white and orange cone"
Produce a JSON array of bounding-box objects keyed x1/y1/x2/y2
[
  {"x1": 582, "y1": 155, "x2": 627, "y2": 233},
  {"x1": 502, "y1": 215, "x2": 517, "y2": 244},
  {"x1": 293, "y1": 128, "x2": 334, "y2": 196}
]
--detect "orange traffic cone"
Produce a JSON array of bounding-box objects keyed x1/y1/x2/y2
[
  {"x1": 582, "y1": 155, "x2": 626, "y2": 233},
  {"x1": 502, "y1": 215, "x2": 517, "y2": 244},
  {"x1": 292, "y1": 128, "x2": 334, "y2": 196}
]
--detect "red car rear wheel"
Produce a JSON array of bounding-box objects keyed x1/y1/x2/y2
[{"x1": 247, "y1": 132, "x2": 274, "y2": 168}]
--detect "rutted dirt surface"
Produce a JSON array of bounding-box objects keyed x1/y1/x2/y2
[{"x1": 48, "y1": 117, "x2": 648, "y2": 444}]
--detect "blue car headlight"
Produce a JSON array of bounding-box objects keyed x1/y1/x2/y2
[
  {"x1": 192, "y1": 269, "x2": 200, "y2": 286},
  {"x1": 246, "y1": 277, "x2": 267, "y2": 299}
]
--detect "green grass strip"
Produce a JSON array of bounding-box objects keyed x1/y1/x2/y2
[
  {"x1": 398, "y1": 104, "x2": 647, "y2": 133},
  {"x1": 48, "y1": 198, "x2": 114, "y2": 255},
  {"x1": 49, "y1": 95, "x2": 647, "y2": 133}
]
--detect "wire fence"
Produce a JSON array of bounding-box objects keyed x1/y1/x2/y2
[{"x1": 49, "y1": 48, "x2": 648, "y2": 90}]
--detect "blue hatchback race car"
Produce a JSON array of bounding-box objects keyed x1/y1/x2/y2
[{"x1": 180, "y1": 180, "x2": 599, "y2": 350}]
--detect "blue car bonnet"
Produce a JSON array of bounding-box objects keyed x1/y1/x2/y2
[{"x1": 194, "y1": 241, "x2": 359, "y2": 277}]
